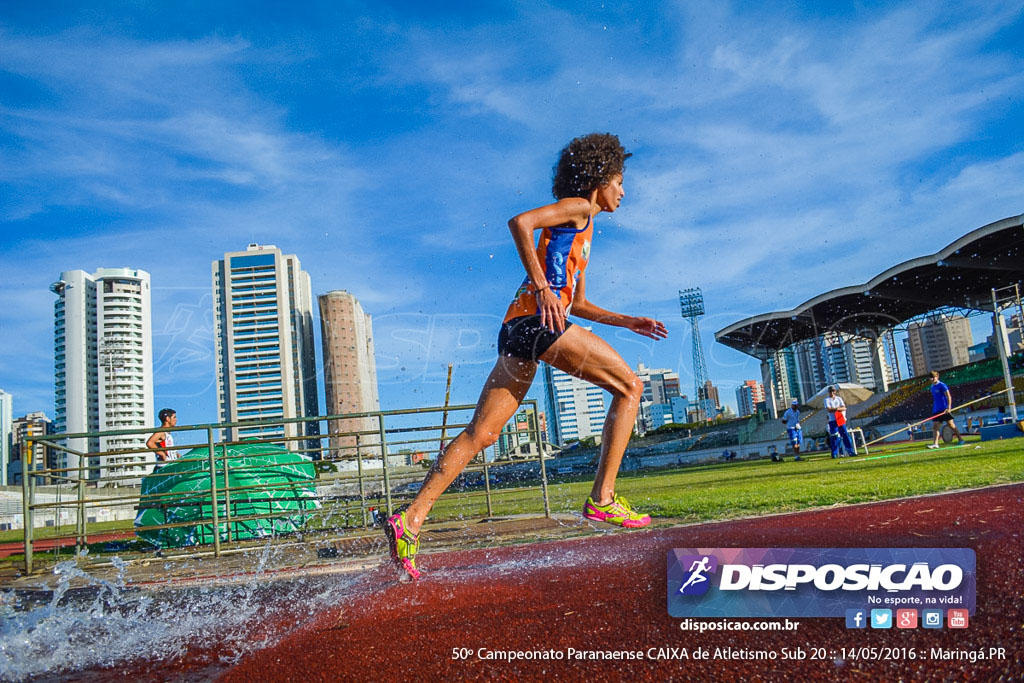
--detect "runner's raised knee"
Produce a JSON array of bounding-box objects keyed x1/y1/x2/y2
[
  {"x1": 606, "y1": 370, "x2": 642, "y2": 403},
  {"x1": 464, "y1": 422, "x2": 502, "y2": 451}
]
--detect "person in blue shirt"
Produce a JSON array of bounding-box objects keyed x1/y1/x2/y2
[
  {"x1": 780, "y1": 399, "x2": 803, "y2": 460},
  {"x1": 928, "y1": 371, "x2": 965, "y2": 449}
]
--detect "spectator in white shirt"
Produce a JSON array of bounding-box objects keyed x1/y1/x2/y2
[{"x1": 824, "y1": 387, "x2": 855, "y2": 458}]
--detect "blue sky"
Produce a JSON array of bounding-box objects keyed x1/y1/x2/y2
[{"x1": 1, "y1": 0, "x2": 1023, "y2": 423}]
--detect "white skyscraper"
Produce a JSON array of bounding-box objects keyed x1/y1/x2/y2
[
  {"x1": 212, "y1": 244, "x2": 319, "y2": 446},
  {"x1": 51, "y1": 268, "x2": 154, "y2": 483},
  {"x1": 542, "y1": 362, "x2": 606, "y2": 446},
  {"x1": 0, "y1": 389, "x2": 12, "y2": 487}
]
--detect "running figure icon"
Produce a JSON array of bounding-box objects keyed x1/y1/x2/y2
[{"x1": 679, "y1": 556, "x2": 712, "y2": 594}]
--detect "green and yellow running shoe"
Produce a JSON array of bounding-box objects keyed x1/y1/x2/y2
[
  {"x1": 582, "y1": 494, "x2": 651, "y2": 528},
  {"x1": 384, "y1": 507, "x2": 421, "y2": 579}
]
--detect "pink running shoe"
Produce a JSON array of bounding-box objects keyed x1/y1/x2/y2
[
  {"x1": 384, "y1": 508, "x2": 421, "y2": 579},
  {"x1": 582, "y1": 494, "x2": 651, "y2": 528}
]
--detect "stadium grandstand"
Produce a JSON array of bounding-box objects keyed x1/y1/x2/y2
[{"x1": 714, "y1": 214, "x2": 1024, "y2": 448}]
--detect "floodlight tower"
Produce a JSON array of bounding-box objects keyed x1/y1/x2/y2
[{"x1": 680, "y1": 288, "x2": 710, "y2": 421}]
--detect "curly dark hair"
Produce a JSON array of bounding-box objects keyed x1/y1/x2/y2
[{"x1": 551, "y1": 133, "x2": 631, "y2": 200}]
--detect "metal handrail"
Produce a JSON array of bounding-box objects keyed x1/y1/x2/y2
[{"x1": 17, "y1": 400, "x2": 551, "y2": 573}]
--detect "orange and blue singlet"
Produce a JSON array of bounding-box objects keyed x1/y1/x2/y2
[
  {"x1": 503, "y1": 215, "x2": 593, "y2": 322},
  {"x1": 497, "y1": 215, "x2": 593, "y2": 361}
]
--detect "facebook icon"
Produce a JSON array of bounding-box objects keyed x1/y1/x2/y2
[{"x1": 845, "y1": 609, "x2": 867, "y2": 629}]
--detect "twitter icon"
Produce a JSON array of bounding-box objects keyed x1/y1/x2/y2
[{"x1": 870, "y1": 609, "x2": 892, "y2": 629}]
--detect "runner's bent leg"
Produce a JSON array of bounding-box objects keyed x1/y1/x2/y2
[
  {"x1": 540, "y1": 325, "x2": 642, "y2": 505},
  {"x1": 403, "y1": 355, "x2": 537, "y2": 534}
]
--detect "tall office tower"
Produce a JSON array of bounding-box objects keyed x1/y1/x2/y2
[
  {"x1": 824, "y1": 339, "x2": 851, "y2": 384},
  {"x1": 496, "y1": 405, "x2": 546, "y2": 460},
  {"x1": 903, "y1": 337, "x2": 916, "y2": 378},
  {"x1": 318, "y1": 290, "x2": 380, "y2": 458},
  {"x1": 761, "y1": 347, "x2": 799, "y2": 416},
  {"x1": 985, "y1": 313, "x2": 1024, "y2": 357},
  {"x1": 634, "y1": 363, "x2": 682, "y2": 432},
  {"x1": 9, "y1": 411, "x2": 52, "y2": 485},
  {"x1": 735, "y1": 380, "x2": 765, "y2": 418},
  {"x1": 542, "y1": 362, "x2": 606, "y2": 446},
  {"x1": 906, "y1": 315, "x2": 973, "y2": 376},
  {"x1": 635, "y1": 363, "x2": 681, "y2": 404},
  {"x1": 700, "y1": 380, "x2": 721, "y2": 410},
  {"x1": 842, "y1": 336, "x2": 893, "y2": 391},
  {"x1": 792, "y1": 339, "x2": 827, "y2": 403},
  {"x1": 51, "y1": 268, "x2": 154, "y2": 483},
  {"x1": 0, "y1": 390, "x2": 11, "y2": 486},
  {"x1": 212, "y1": 244, "x2": 320, "y2": 448}
]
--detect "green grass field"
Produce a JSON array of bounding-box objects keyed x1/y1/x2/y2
[
  {"x1": 425, "y1": 437, "x2": 1024, "y2": 523},
  {"x1": 4, "y1": 437, "x2": 1022, "y2": 564}
]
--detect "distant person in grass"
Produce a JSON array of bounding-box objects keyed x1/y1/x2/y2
[
  {"x1": 780, "y1": 398, "x2": 802, "y2": 460},
  {"x1": 928, "y1": 371, "x2": 965, "y2": 449}
]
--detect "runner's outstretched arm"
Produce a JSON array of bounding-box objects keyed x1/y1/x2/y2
[{"x1": 569, "y1": 272, "x2": 667, "y2": 340}]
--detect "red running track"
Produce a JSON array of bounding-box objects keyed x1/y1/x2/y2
[
  {"x1": 214, "y1": 484, "x2": 1023, "y2": 682},
  {"x1": 0, "y1": 531, "x2": 135, "y2": 558}
]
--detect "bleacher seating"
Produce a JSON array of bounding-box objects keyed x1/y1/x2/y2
[{"x1": 861, "y1": 356, "x2": 1021, "y2": 425}]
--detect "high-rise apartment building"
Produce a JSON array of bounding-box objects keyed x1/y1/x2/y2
[
  {"x1": 841, "y1": 336, "x2": 893, "y2": 391},
  {"x1": 792, "y1": 339, "x2": 828, "y2": 404},
  {"x1": 318, "y1": 290, "x2": 380, "y2": 458},
  {"x1": 635, "y1": 364, "x2": 683, "y2": 433},
  {"x1": 0, "y1": 390, "x2": 11, "y2": 486},
  {"x1": 9, "y1": 411, "x2": 52, "y2": 485},
  {"x1": 790, "y1": 334, "x2": 892, "y2": 400},
  {"x1": 51, "y1": 268, "x2": 154, "y2": 483},
  {"x1": 901, "y1": 337, "x2": 915, "y2": 378},
  {"x1": 212, "y1": 244, "x2": 319, "y2": 447},
  {"x1": 496, "y1": 405, "x2": 547, "y2": 460},
  {"x1": 983, "y1": 313, "x2": 1024, "y2": 359},
  {"x1": 761, "y1": 347, "x2": 799, "y2": 417},
  {"x1": 735, "y1": 380, "x2": 765, "y2": 417},
  {"x1": 906, "y1": 315, "x2": 972, "y2": 376},
  {"x1": 700, "y1": 380, "x2": 721, "y2": 409},
  {"x1": 542, "y1": 362, "x2": 606, "y2": 446},
  {"x1": 636, "y1": 364, "x2": 681, "y2": 405}
]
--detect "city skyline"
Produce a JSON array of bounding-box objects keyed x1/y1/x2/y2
[
  {"x1": 0, "y1": 238, "x2": 1008, "y2": 439},
  {"x1": 2, "y1": 2, "x2": 1023, "y2": 426}
]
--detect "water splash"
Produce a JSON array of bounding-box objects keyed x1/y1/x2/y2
[{"x1": 0, "y1": 547, "x2": 361, "y2": 681}]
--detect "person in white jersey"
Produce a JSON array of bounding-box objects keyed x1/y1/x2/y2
[
  {"x1": 147, "y1": 408, "x2": 182, "y2": 463},
  {"x1": 824, "y1": 387, "x2": 855, "y2": 458}
]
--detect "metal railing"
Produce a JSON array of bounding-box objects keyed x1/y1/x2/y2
[{"x1": 17, "y1": 400, "x2": 552, "y2": 574}]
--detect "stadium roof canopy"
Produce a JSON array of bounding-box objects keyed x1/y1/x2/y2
[{"x1": 715, "y1": 214, "x2": 1024, "y2": 358}]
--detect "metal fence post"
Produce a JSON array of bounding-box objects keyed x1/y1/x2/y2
[
  {"x1": 206, "y1": 426, "x2": 221, "y2": 557},
  {"x1": 222, "y1": 445, "x2": 233, "y2": 543},
  {"x1": 21, "y1": 442, "x2": 33, "y2": 574},
  {"x1": 356, "y1": 434, "x2": 367, "y2": 529},
  {"x1": 76, "y1": 449, "x2": 86, "y2": 552},
  {"x1": 533, "y1": 401, "x2": 551, "y2": 518},
  {"x1": 378, "y1": 414, "x2": 393, "y2": 516},
  {"x1": 483, "y1": 461, "x2": 493, "y2": 518}
]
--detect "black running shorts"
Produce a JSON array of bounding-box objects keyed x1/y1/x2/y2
[{"x1": 497, "y1": 314, "x2": 572, "y2": 362}]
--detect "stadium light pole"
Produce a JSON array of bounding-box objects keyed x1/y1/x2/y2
[{"x1": 680, "y1": 288, "x2": 711, "y2": 422}]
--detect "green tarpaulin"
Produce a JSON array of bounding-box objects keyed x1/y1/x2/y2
[{"x1": 134, "y1": 442, "x2": 320, "y2": 548}]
